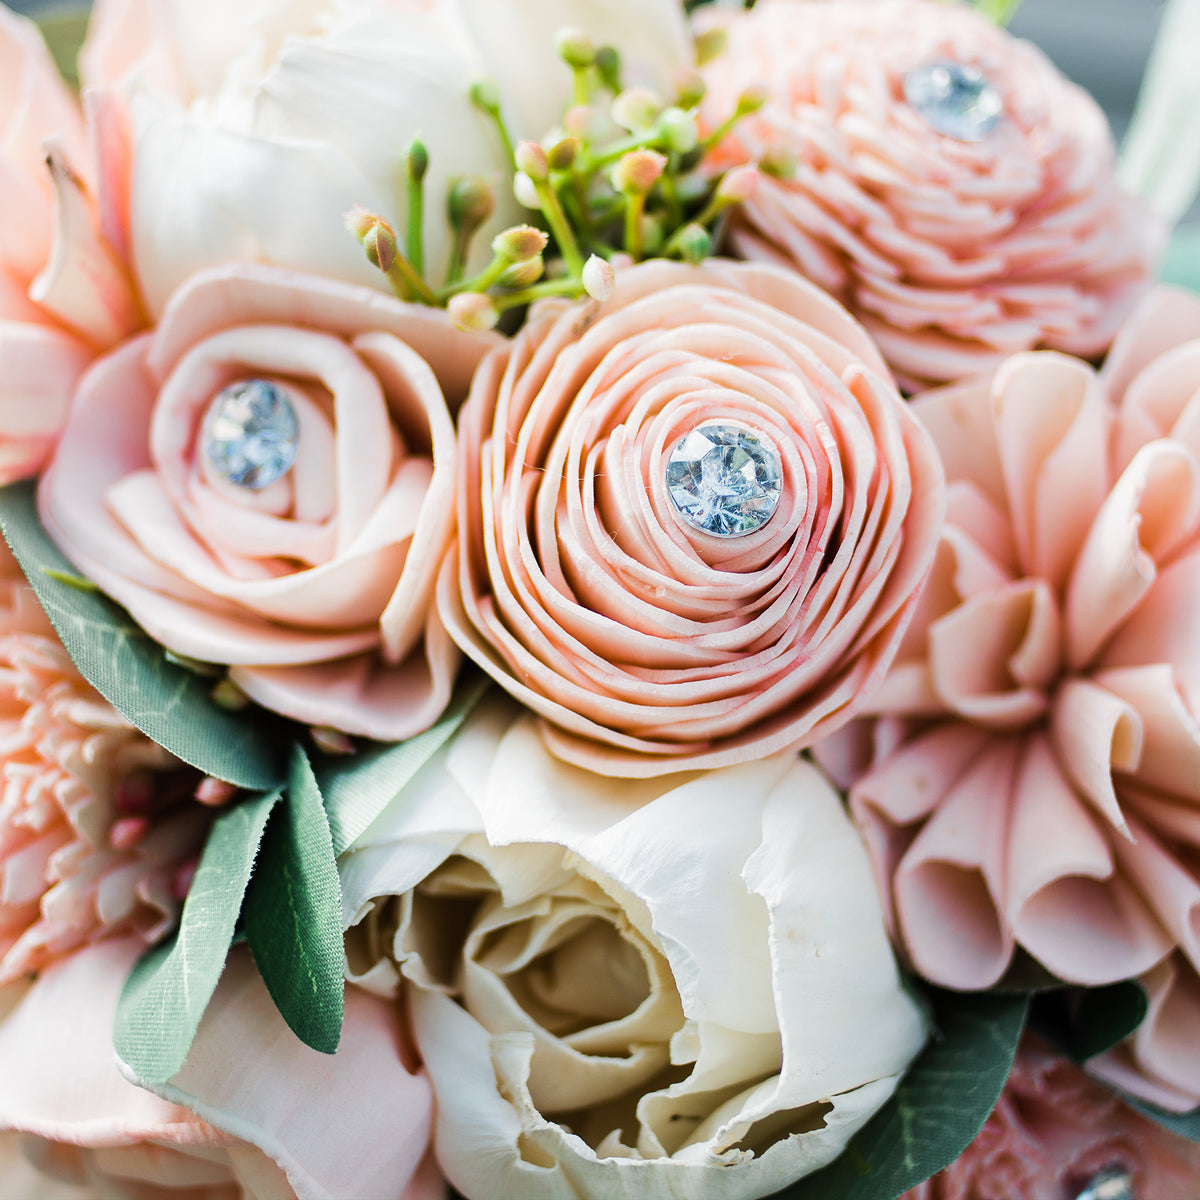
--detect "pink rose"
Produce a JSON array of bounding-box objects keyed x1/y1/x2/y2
[
  {"x1": 0, "y1": 938, "x2": 441, "y2": 1200},
  {"x1": 820, "y1": 286, "x2": 1200, "y2": 997},
  {"x1": 39, "y1": 264, "x2": 499, "y2": 739},
  {"x1": 903, "y1": 1036, "x2": 1200, "y2": 1200},
  {"x1": 438, "y1": 259, "x2": 945, "y2": 775},
  {"x1": 698, "y1": 0, "x2": 1157, "y2": 390}
]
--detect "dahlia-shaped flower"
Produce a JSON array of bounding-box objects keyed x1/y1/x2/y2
[{"x1": 698, "y1": 0, "x2": 1157, "y2": 390}]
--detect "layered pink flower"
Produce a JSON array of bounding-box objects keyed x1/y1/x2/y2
[
  {"x1": 438, "y1": 259, "x2": 944, "y2": 775},
  {"x1": 39, "y1": 264, "x2": 499, "y2": 740},
  {"x1": 823, "y1": 287, "x2": 1200, "y2": 1011},
  {"x1": 698, "y1": 0, "x2": 1157, "y2": 390},
  {"x1": 0, "y1": 547, "x2": 217, "y2": 985},
  {"x1": 902, "y1": 1036, "x2": 1200, "y2": 1200}
]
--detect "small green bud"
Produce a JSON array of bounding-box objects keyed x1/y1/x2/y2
[
  {"x1": 758, "y1": 144, "x2": 799, "y2": 181},
  {"x1": 736, "y1": 84, "x2": 770, "y2": 118},
  {"x1": 497, "y1": 257, "x2": 545, "y2": 288},
  {"x1": 345, "y1": 206, "x2": 398, "y2": 272},
  {"x1": 556, "y1": 27, "x2": 595, "y2": 69},
  {"x1": 514, "y1": 140, "x2": 549, "y2": 183},
  {"x1": 344, "y1": 204, "x2": 377, "y2": 241},
  {"x1": 694, "y1": 27, "x2": 727, "y2": 68},
  {"x1": 448, "y1": 292, "x2": 500, "y2": 331},
  {"x1": 611, "y1": 149, "x2": 666, "y2": 197},
  {"x1": 581, "y1": 254, "x2": 615, "y2": 302},
  {"x1": 492, "y1": 224, "x2": 549, "y2": 263},
  {"x1": 674, "y1": 223, "x2": 712, "y2": 264},
  {"x1": 671, "y1": 67, "x2": 706, "y2": 110},
  {"x1": 448, "y1": 176, "x2": 496, "y2": 235},
  {"x1": 611, "y1": 86, "x2": 661, "y2": 134},
  {"x1": 657, "y1": 107, "x2": 699, "y2": 154},
  {"x1": 594, "y1": 45, "x2": 622, "y2": 93},
  {"x1": 406, "y1": 138, "x2": 429, "y2": 183},
  {"x1": 470, "y1": 78, "x2": 503, "y2": 115},
  {"x1": 546, "y1": 136, "x2": 580, "y2": 171}
]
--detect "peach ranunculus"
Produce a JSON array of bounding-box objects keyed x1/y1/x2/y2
[
  {"x1": 38, "y1": 263, "x2": 500, "y2": 740},
  {"x1": 438, "y1": 259, "x2": 945, "y2": 777},
  {"x1": 0, "y1": 543, "x2": 221, "y2": 985},
  {"x1": 901, "y1": 1036, "x2": 1200, "y2": 1200},
  {"x1": 815, "y1": 286, "x2": 1200, "y2": 1013},
  {"x1": 696, "y1": 0, "x2": 1157, "y2": 391},
  {"x1": 0, "y1": 938, "x2": 442, "y2": 1200},
  {"x1": 339, "y1": 697, "x2": 927, "y2": 1200}
]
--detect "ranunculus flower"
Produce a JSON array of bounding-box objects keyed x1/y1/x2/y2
[
  {"x1": 438, "y1": 259, "x2": 945, "y2": 776},
  {"x1": 38, "y1": 263, "x2": 499, "y2": 739},
  {"x1": 339, "y1": 697, "x2": 927, "y2": 1200},
  {"x1": 697, "y1": 0, "x2": 1157, "y2": 391},
  {"x1": 0, "y1": 544, "x2": 216, "y2": 985},
  {"x1": 818, "y1": 286, "x2": 1200, "y2": 995},
  {"x1": 902, "y1": 1036, "x2": 1200, "y2": 1200},
  {"x1": 0, "y1": 938, "x2": 441, "y2": 1200}
]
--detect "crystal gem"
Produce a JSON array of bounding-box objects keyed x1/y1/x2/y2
[
  {"x1": 1072, "y1": 1165, "x2": 1135, "y2": 1200},
  {"x1": 665, "y1": 422, "x2": 783, "y2": 538},
  {"x1": 202, "y1": 380, "x2": 299, "y2": 490},
  {"x1": 903, "y1": 60, "x2": 1004, "y2": 142}
]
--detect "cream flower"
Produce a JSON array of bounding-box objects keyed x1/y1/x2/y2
[{"x1": 339, "y1": 698, "x2": 926, "y2": 1200}]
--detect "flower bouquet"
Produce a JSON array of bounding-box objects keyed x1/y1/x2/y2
[{"x1": 1, "y1": 0, "x2": 1200, "y2": 1197}]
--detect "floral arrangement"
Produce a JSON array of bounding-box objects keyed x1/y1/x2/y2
[{"x1": 1, "y1": 0, "x2": 1199, "y2": 1197}]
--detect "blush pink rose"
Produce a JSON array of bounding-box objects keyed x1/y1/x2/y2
[
  {"x1": 697, "y1": 0, "x2": 1157, "y2": 391},
  {"x1": 438, "y1": 259, "x2": 945, "y2": 776},
  {"x1": 0, "y1": 938, "x2": 442, "y2": 1200},
  {"x1": 817, "y1": 286, "x2": 1200, "y2": 999},
  {"x1": 39, "y1": 264, "x2": 500, "y2": 740},
  {"x1": 902, "y1": 1036, "x2": 1200, "y2": 1200}
]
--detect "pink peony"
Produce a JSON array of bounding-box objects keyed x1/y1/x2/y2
[
  {"x1": 38, "y1": 263, "x2": 500, "y2": 740},
  {"x1": 0, "y1": 546, "x2": 216, "y2": 985},
  {"x1": 438, "y1": 259, "x2": 945, "y2": 776},
  {"x1": 697, "y1": 0, "x2": 1157, "y2": 391},
  {"x1": 819, "y1": 287, "x2": 1200, "y2": 1010},
  {"x1": 902, "y1": 1036, "x2": 1200, "y2": 1200}
]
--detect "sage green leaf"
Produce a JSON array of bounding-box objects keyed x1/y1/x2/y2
[
  {"x1": 1125, "y1": 1094, "x2": 1200, "y2": 1143},
  {"x1": 114, "y1": 787, "x2": 280, "y2": 1084},
  {"x1": 244, "y1": 745, "x2": 344, "y2": 1055},
  {"x1": 0, "y1": 481, "x2": 284, "y2": 790},
  {"x1": 774, "y1": 990, "x2": 1029, "y2": 1200},
  {"x1": 1031, "y1": 980, "x2": 1149, "y2": 1063},
  {"x1": 317, "y1": 672, "x2": 490, "y2": 855}
]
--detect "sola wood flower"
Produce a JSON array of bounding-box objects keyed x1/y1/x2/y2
[
  {"x1": 821, "y1": 288, "x2": 1200, "y2": 1022},
  {"x1": 697, "y1": 0, "x2": 1157, "y2": 391},
  {"x1": 438, "y1": 259, "x2": 945, "y2": 776},
  {"x1": 902, "y1": 1037, "x2": 1200, "y2": 1200},
  {"x1": 339, "y1": 697, "x2": 926, "y2": 1200},
  {"x1": 0, "y1": 549, "x2": 216, "y2": 985},
  {"x1": 38, "y1": 263, "x2": 500, "y2": 740}
]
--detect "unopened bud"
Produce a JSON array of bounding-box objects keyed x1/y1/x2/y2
[
  {"x1": 675, "y1": 222, "x2": 712, "y2": 264},
  {"x1": 448, "y1": 176, "x2": 496, "y2": 234},
  {"x1": 694, "y1": 27, "x2": 727, "y2": 67},
  {"x1": 346, "y1": 206, "x2": 399, "y2": 272},
  {"x1": 758, "y1": 144, "x2": 798, "y2": 181},
  {"x1": 595, "y1": 45, "x2": 622, "y2": 93},
  {"x1": 612, "y1": 149, "x2": 667, "y2": 196},
  {"x1": 513, "y1": 171, "x2": 540, "y2": 208},
  {"x1": 470, "y1": 78, "x2": 503, "y2": 115},
  {"x1": 556, "y1": 27, "x2": 595, "y2": 69},
  {"x1": 657, "y1": 107, "x2": 699, "y2": 154},
  {"x1": 195, "y1": 777, "x2": 239, "y2": 807},
  {"x1": 611, "y1": 86, "x2": 662, "y2": 133},
  {"x1": 546, "y1": 136, "x2": 579, "y2": 171},
  {"x1": 493, "y1": 224, "x2": 549, "y2": 263},
  {"x1": 448, "y1": 291, "x2": 501, "y2": 331},
  {"x1": 406, "y1": 138, "x2": 428, "y2": 182},
  {"x1": 344, "y1": 203, "x2": 378, "y2": 241},
  {"x1": 515, "y1": 140, "x2": 549, "y2": 183},
  {"x1": 498, "y1": 257, "x2": 545, "y2": 288},
  {"x1": 736, "y1": 84, "x2": 769, "y2": 118},
  {"x1": 671, "y1": 67, "x2": 706, "y2": 109},
  {"x1": 581, "y1": 254, "x2": 615, "y2": 302},
  {"x1": 716, "y1": 164, "x2": 760, "y2": 205}
]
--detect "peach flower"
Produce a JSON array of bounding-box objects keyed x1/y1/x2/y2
[
  {"x1": 0, "y1": 938, "x2": 442, "y2": 1200},
  {"x1": 819, "y1": 286, "x2": 1200, "y2": 1000},
  {"x1": 39, "y1": 263, "x2": 500, "y2": 740},
  {"x1": 438, "y1": 259, "x2": 945, "y2": 776},
  {"x1": 697, "y1": 0, "x2": 1157, "y2": 391},
  {"x1": 902, "y1": 1036, "x2": 1200, "y2": 1200},
  {"x1": 0, "y1": 545, "x2": 217, "y2": 985}
]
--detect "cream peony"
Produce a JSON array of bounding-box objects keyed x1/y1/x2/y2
[{"x1": 339, "y1": 697, "x2": 926, "y2": 1200}]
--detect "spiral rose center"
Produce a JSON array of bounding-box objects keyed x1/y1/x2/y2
[{"x1": 201, "y1": 379, "x2": 299, "y2": 490}]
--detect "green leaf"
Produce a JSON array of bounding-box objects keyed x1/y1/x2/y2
[
  {"x1": 0, "y1": 481, "x2": 285, "y2": 791},
  {"x1": 1124, "y1": 1093, "x2": 1200, "y2": 1143},
  {"x1": 317, "y1": 672, "x2": 490, "y2": 855},
  {"x1": 772, "y1": 989, "x2": 1028, "y2": 1200},
  {"x1": 243, "y1": 745, "x2": 345, "y2": 1055},
  {"x1": 114, "y1": 787, "x2": 281, "y2": 1084},
  {"x1": 1031, "y1": 980, "x2": 1149, "y2": 1063}
]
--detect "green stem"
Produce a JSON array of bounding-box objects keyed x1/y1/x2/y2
[
  {"x1": 536, "y1": 181, "x2": 586, "y2": 278},
  {"x1": 385, "y1": 253, "x2": 439, "y2": 306},
  {"x1": 624, "y1": 192, "x2": 646, "y2": 260},
  {"x1": 406, "y1": 173, "x2": 425, "y2": 280},
  {"x1": 494, "y1": 276, "x2": 586, "y2": 311}
]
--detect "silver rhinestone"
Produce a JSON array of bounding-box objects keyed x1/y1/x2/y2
[
  {"x1": 903, "y1": 60, "x2": 1004, "y2": 142},
  {"x1": 202, "y1": 380, "x2": 299, "y2": 490},
  {"x1": 1073, "y1": 1165, "x2": 1135, "y2": 1200},
  {"x1": 665, "y1": 422, "x2": 783, "y2": 538}
]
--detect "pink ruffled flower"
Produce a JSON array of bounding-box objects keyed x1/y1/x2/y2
[
  {"x1": 902, "y1": 1037, "x2": 1200, "y2": 1200},
  {"x1": 0, "y1": 548, "x2": 217, "y2": 985},
  {"x1": 698, "y1": 0, "x2": 1157, "y2": 391},
  {"x1": 438, "y1": 259, "x2": 945, "y2": 776},
  {"x1": 819, "y1": 288, "x2": 1200, "y2": 1017},
  {"x1": 39, "y1": 263, "x2": 500, "y2": 740}
]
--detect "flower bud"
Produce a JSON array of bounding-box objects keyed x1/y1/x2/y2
[
  {"x1": 492, "y1": 224, "x2": 549, "y2": 263},
  {"x1": 448, "y1": 176, "x2": 496, "y2": 235},
  {"x1": 448, "y1": 292, "x2": 500, "y2": 331},
  {"x1": 343, "y1": 204, "x2": 378, "y2": 241},
  {"x1": 611, "y1": 149, "x2": 667, "y2": 197},
  {"x1": 406, "y1": 138, "x2": 429, "y2": 183},
  {"x1": 195, "y1": 777, "x2": 239, "y2": 807},
  {"x1": 470, "y1": 78, "x2": 503, "y2": 116},
  {"x1": 546, "y1": 136, "x2": 580, "y2": 171},
  {"x1": 611, "y1": 86, "x2": 661, "y2": 134},
  {"x1": 736, "y1": 84, "x2": 770, "y2": 118},
  {"x1": 581, "y1": 254, "x2": 615, "y2": 302},
  {"x1": 671, "y1": 67, "x2": 706, "y2": 110},
  {"x1": 694, "y1": 26, "x2": 727, "y2": 67},
  {"x1": 716, "y1": 164, "x2": 761, "y2": 204},
  {"x1": 594, "y1": 45, "x2": 622, "y2": 94},
  {"x1": 657, "y1": 107, "x2": 699, "y2": 154},
  {"x1": 362, "y1": 222, "x2": 397, "y2": 273},
  {"x1": 555, "y1": 27, "x2": 595, "y2": 70},
  {"x1": 513, "y1": 172, "x2": 540, "y2": 209},
  {"x1": 497, "y1": 257, "x2": 545, "y2": 288},
  {"x1": 758, "y1": 144, "x2": 799, "y2": 181},
  {"x1": 515, "y1": 140, "x2": 549, "y2": 184},
  {"x1": 674, "y1": 222, "x2": 712, "y2": 265}
]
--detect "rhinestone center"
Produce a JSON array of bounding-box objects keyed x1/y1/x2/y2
[
  {"x1": 1072, "y1": 1165, "x2": 1134, "y2": 1200},
  {"x1": 202, "y1": 380, "x2": 299, "y2": 491},
  {"x1": 665, "y1": 422, "x2": 783, "y2": 538},
  {"x1": 903, "y1": 60, "x2": 1004, "y2": 142}
]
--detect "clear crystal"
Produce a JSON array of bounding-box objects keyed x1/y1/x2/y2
[
  {"x1": 903, "y1": 61, "x2": 1004, "y2": 142},
  {"x1": 666, "y1": 422, "x2": 783, "y2": 538},
  {"x1": 202, "y1": 380, "x2": 299, "y2": 490},
  {"x1": 1072, "y1": 1165, "x2": 1134, "y2": 1200}
]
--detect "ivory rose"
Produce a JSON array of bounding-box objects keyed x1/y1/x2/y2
[
  {"x1": 0, "y1": 938, "x2": 441, "y2": 1200},
  {"x1": 339, "y1": 697, "x2": 927, "y2": 1200},
  {"x1": 816, "y1": 286, "x2": 1200, "y2": 1002},
  {"x1": 438, "y1": 259, "x2": 945, "y2": 776},
  {"x1": 38, "y1": 263, "x2": 500, "y2": 740},
  {"x1": 697, "y1": 0, "x2": 1156, "y2": 390}
]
